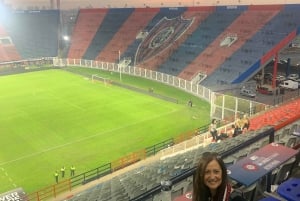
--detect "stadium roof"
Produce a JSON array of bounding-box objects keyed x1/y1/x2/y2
[{"x1": 2, "y1": 0, "x2": 300, "y2": 10}]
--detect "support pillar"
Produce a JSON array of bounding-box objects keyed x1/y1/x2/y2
[{"x1": 272, "y1": 52, "x2": 278, "y2": 89}]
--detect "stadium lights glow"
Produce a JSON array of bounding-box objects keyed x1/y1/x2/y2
[
  {"x1": 0, "y1": 3, "x2": 8, "y2": 21},
  {"x1": 63, "y1": 35, "x2": 69, "y2": 41}
]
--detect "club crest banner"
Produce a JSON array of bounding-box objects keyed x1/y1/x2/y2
[{"x1": 135, "y1": 16, "x2": 193, "y2": 65}]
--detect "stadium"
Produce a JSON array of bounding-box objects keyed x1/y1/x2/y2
[{"x1": 0, "y1": 0, "x2": 300, "y2": 201}]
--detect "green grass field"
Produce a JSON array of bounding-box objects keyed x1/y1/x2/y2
[{"x1": 0, "y1": 68, "x2": 210, "y2": 193}]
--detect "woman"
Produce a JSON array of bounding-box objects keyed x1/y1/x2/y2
[
  {"x1": 241, "y1": 114, "x2": 250, "y2": 131},
  {"x1": 234, "y1": 116, "x2": 243, "y2": 136},
  {"x1": 209, "y1": 119, "x2": 218, "y2": 142},
  {"x1": 193, "y1": 152, "x2": 246, "y2": 201}
]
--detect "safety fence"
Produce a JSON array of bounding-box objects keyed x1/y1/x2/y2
[
  {"x1": 53, "y1": 58, "x2": 270, "y2": 120},
  {"x1": 23, "y1": 131, "x2": 199, "y2": 201}
]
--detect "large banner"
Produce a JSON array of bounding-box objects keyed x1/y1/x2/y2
[{"x1": 0, "y1": 188, "x2": 26, "y2": 201}]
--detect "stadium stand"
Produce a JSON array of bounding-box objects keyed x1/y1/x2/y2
[
  {"x1": 178, "y1": 5, "x2": 281, "y2": 81},
  {"x1": 95, "y1": 8, "x2": 159, "y2": 64},
  {"x1": 1, "y1": 10, "x2": 59, "y2": 59},
  {"x1": 128, "y1": 7, "x2": 189, "y2": 69},
  {"x1": 156, "y1": 6, "x2": 245, "y2": 77},
  {"x1": 63, "y1": 123, "x2": 299, "y2": 201},
  {"x1": 67, "y1": 9, "x2": 108, "y2": 59},
  {"x1": 202, "y1": 4, "x2": 300, "y2": 88},
  {"x1": 83, "y1": 8, "x2": 134, "y2": 60},
  {"x1": 0, "y1": 24, "x2": 21, "y2": 62},
  {"x1": 249, "y1": 98, "x2": 300, "y2": 131},
  {"x1": 135, "y1": 7, "x2": 212, "y2": 71},
  {"x1": 119, "y1": 7, "x2": 188, "y2": 65}
]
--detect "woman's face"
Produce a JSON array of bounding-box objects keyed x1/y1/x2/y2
[{"x1": 204, "y1": 159, "x2": 223, "y2": 195}]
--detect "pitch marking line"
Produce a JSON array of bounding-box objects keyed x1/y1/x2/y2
[
  {"x1": 47, "y1": 90, "x2": 86, "y2": 111},
  {"x1": 0, "y1": 167, "x2": 17, "y2": 188},
  {"x1": 0, "y1": 108, "x2": 179, "y2": 166}
]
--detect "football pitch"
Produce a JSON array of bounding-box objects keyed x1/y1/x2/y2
[{"x1": 0, "y1": 69, "x2": 210, "y2": 193}]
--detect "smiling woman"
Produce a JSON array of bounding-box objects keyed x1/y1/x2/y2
[
  {"x1": 192, "y1": 152, "x2": 246, "y2": 201},
  {"x1": 193, "y1": 152, "x2": 229, "y2": 201}
]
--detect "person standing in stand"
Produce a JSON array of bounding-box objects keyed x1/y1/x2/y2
[
  {"x1": 234, "y1": 116, "x2": 242, "y2": 136},
  {"x1": 241, "y1": 114, "x2": 250, "y2": 132},
  {"x1": 209, "y1": 119, "x2": 218, "y2": 142}
]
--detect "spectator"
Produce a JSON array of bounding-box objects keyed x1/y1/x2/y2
[
  {"x1": 226, "y1": 125, "x2": 235, "y2": 138},
  {"x1": 241, "y1": 114, "x2": 250, "y2": 131},
  {"x1": 193, "y1": 152, "x2": 246, "y2": 201},
  {"x1": 234, "y1": 116, "x2": 242, "y2": 135},
  {"x1": 209, "y1": 119, "x2": 218, "y2": 142},
  {"x1": 217, "y1": 131, "x2": 229, "y2": 142},
  {"x1": 232, "y1": 124, "x2": 240, "y2": 138}
]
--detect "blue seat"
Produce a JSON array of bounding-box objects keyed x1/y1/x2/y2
[{"x1": 277, "y1": 178, "x2": 300, "y2": 201}]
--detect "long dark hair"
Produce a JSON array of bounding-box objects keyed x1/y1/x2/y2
[{"x1": 192, "y1": 152, "x2": 228, "y2": 201}]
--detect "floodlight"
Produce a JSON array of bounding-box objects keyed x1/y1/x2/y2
[
  {"x1": 0, "y1": 3, "x2": 8, "y2": 21},
  {"x1": 63, "y1": 35, "x2": 69, "y2": 41}
]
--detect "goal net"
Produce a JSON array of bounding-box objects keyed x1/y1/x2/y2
[{"x1": 91, "y1": 74, "x2": 111, "y2": 86}]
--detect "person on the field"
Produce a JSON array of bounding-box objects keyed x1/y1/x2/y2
[
  {"x1": 61, "y1": 166, "x2": 65, "y2": 178},
  {"x1": 54, "y1": 171, "x2": 59, "y2": 183},
  {"x1": 70, "y1": 165, "x2": 76, "y2": 177},
  {"x1": 188, "y1": 99, "x2": 193, "y2": 107}
]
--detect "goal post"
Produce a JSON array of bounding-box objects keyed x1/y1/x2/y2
[{"x1": 91, "y1": 74, "x2": 111, "y2": 86}]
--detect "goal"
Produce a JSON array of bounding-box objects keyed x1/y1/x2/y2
[{"x1": 91, "y1": 74, "x2": 111, "y2": 86}]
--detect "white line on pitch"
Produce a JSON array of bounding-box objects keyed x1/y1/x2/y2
[{"x1": 0, "y1": 108, "x2": 178, "y2": 166}]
